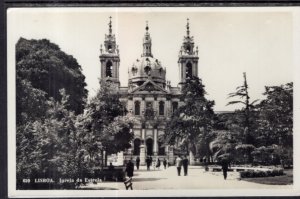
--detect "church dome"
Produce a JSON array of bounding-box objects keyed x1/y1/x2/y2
[
  {"x1": 129, "y1": 56, "x2": 166, "y2": 86},
  {"x1": 128, "y1": 22, "x2": 166, "y2": 88}
]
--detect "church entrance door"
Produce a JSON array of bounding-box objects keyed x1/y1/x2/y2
[
  {"x1": 146, "y1": 138, "x2": 153, "y2": 156},
  {"x1": 133, "y1": 138, "x2": 141, "y2": 155}
]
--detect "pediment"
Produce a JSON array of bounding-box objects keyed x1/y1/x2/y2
[{"x1": 130, "y1": 80, "x2": 168, "y2": 94}]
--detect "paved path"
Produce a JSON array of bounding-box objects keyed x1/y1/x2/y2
[{"x1": 82, "y1": 165, "x2": 292, "y2": 190}]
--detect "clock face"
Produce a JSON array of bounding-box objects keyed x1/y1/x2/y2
[{"x1": 145, "y1": 84, "x2": 154, "y2": 92}]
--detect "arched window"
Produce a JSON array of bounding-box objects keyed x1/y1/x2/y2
[
  {"x1": 186, "y1": 45, "x2": 191, "y2": 53},
  {"x1": 159, "y1": 101, "x2": 165, "y2": 116},
  {"x1": 106, "y1": 61, "x2": 113, "y2": 77},
  {"x1": 134, "y1": 101, "x2": 140, "y2": 115},
  {"x1": 172, "y1": 102, "x2": 178, "y2": 113},
  {"x1": 186, "y1": 62, "x2": 193, "y2": 79},
  {"x1": 144, "y1": 66, "x2": 151, "y2": 75},
  {"x1": 107, "y1": 45, "x2": 112, "y2": 52}
]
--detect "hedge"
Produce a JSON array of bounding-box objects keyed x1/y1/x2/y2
[{"x1": 240, "y1": 169, "x2": 284, "y2": 178}]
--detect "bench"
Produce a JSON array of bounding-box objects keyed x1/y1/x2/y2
[
  {"x1": 94, "y1": 167, "x2": 125, "y2": 182},
  {"x1": 212, "y1": 168, "x2": 222, "y2": 172},
  {"x1": 124, "y1": 178, "x2": 133, "y2": 190}
]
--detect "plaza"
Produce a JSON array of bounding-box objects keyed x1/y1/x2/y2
[{"x1": 82, "y1": 165, "x2": 292, "y2": 190}]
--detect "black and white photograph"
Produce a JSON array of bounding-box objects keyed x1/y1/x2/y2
[{"x1": 6, "y1": 7, "x2": 300, "y2": 197}]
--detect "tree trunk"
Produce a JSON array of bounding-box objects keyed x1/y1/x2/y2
[
  {"x1": 101, "y1": 150, "x2": 104, "y2": 170},
  {"x1": 104, "y1": 151, "x2": 108, "y2": 167}
]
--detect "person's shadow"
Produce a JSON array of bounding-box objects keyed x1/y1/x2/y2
[{"x1": 132, "y1": 177, "x2": 167, "y2": 182}]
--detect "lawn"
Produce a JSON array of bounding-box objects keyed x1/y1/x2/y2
[{"x1": 242, "y1": 169, "x2": 293, "y2": 185}]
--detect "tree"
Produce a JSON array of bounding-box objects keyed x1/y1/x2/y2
[
  {"x1": 16, "y1": 38, "x2": 88, "y2": 114},
  {"x1": 226, "y1": 73, "x2": 259, "y2": 163},
  {"x1": 165, "y1": 76, "x2": 215, "y2": 161},
  {"x1": 209, "y1": 130, "x2": 238, "y2": 163},
  {"x1": 17, "y1": 90, "x2": 89, "y2": 189},
  {"x1": 82, "y1": 82, "x2": 134, "y2": 166},
  {"x1": 16, "y1": 76, "x2": 49, "y2": 126},
  {"x1": 227, "y1": 72, "x2": 259, "y2": 145},
  {"x1": 256, "y1": 82, "x2": 293, "y2": 165}
]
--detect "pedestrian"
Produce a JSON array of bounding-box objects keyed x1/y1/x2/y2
[
  {"x1": 182, "y1": 155, "x2": 189, "y2": 176},
  {"x1": 108, "y1": 162, "x2": 114, "y2": 170},
  {"x1": 146, "y1": 156, "x2": 151, "y2": 171},
  {"x1": 149, "y1": 156, "x2": 153, "y2": 164},
  {"x1": 149, "y1": 156, "x2": 153, "y2": 170},
  {"x1": 176, "y1": 156, "x2": 183, "y2": 176},
  {"x1": 107, "y1": 162, "x2": 115, "y2": 181},
  {"x1": 221, "y1": 158, "x2": 229, "y2": 180},
  {"x1": 125, "y1": 158, "x2": 134, "y2": 178},
  {"x1": 156, "y1": 158, "x2": 161, "y2": 170},
  {"x1": 136, "y1": 156, "x2": 140, "y2": 170},
  {"x1": 152, "y1": 159, "x2": 156, "y2": 170},
  {"x1": 163, "y1": 158, "x2": 167, "y2": 169}
]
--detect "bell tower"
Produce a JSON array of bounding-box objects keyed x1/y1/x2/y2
[
  {"x1": 99, "y1": 16, "x2": 120, "y2": 86},
  {"x1": 178, "y1": 18, "x2": 199, "y2": 87}
]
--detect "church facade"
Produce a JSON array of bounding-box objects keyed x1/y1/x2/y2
[{"x1": 99, "y1": 17, "x2": 199, "y2": 165}]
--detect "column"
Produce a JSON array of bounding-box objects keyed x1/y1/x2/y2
[
  {"x1": 140, "y1": 145, "x2": 146, "y2": 166},
  {"x1": 189, "y1": 150, "x2": 195, "y2": 166},
  {"x1": 140, "y1": 128, "x2": 146, "y2": 165},
  {"x1": 141, "y1": 99, "x2": 145, "y2": 113},
  {"x1": 168, "y1": 145, "x2": 174, "y2": 165},
  {"x1": 166, "y1": 100, "x2": 171, "y2": 117},
  {"x1": 117, "y1": 151, "x2": 124, "y2": 166},
  {"x1": 153, "y1": 100, "x2": 158, "y2": 114},
  {"x1": 142, "y1": 128, "x2": 145, "y2": 140},
  {"x1": 153, "y1": 128, "x2": 158, "y2": 156},
  {"x1": 117, "y1": 62, "x2": 120, "y2": 80}
]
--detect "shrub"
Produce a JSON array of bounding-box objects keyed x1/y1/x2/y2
[
  {"x1": 240, "y1": 169, "x2": 284, "y2": 178},
  {"x1": 272, "y1": 169, "x2": 279, "y2": 176}
]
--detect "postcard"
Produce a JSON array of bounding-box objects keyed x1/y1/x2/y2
[{"x1": 7, "y1": 7, "x2": 300, "y2": 197}]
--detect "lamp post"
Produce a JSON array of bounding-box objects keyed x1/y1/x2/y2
[{"x1": 95, "y1": 141, "x2": 103, "y2": 170}]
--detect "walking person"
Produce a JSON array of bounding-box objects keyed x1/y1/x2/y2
[
  {"x1": 146, "y1": 156, "x2": 151, "y2": 171},
  {"x1": 136, "y1": 156, "x2": 140, "y2": 170},
  {"x1": 125, "y1": 158, "x2": 134, "y2": 178},
  {"x1": 152, "y1": 158, "x2": 157, "y2": 170},
  {"x1": 156, "y1": 158, "x2": 161, "y2": 170},
  {"x1": 182, "y1": 155, "x2": 189, "y2": 176},
  {"x1": 176, "y1": 156, "x2": 183, "y2": 176},
  {"x1": 163, "y1": 158, "x2": 167, "y2": 169},
  {"x1": 221, "y1": 158, "x2": 229, "y2": 180},
  {"x1": 149, "y1": 156, "x2": 153, "y2": 165},
  {"x1": 149, "y1": 156, "x2": 153, "y2": 170}
]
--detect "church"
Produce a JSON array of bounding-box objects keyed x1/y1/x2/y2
[{"x1": 99, "y1": 17, "x2": 199, "y2": 165}]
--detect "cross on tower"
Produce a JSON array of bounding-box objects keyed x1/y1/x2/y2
[
  {"x1": 186, "y1": 18, "x2": 190, "y2": 37},
  {"x1": 146, "y1": 20, "x2": 149, "y2": 31},
  {"x1": 109, "y1": 16, "x2": 112, "y2": 35}
]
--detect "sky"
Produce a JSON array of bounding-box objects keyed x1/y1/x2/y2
[{"x1": 8, "y1": 7, "x2": 295, "y2": 111}]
